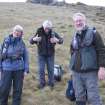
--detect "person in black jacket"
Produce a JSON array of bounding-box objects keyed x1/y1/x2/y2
[{"x1": 30, "y1": 20, "x2": 63, "y2": 89}]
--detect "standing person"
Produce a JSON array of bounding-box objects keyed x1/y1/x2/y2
[
  {"x1": 70, "y1": 13, "x2": 105, "y2": 105},
  {"x1": 0, "y1": 25, "x2": 29, "y2": 105},
  {"x1": 30, "y1": 20, "x2": 63, "y2": 89}
]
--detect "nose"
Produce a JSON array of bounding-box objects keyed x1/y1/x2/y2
[{"x1": 76, "y1": 20, "x2": 81, "y2": 24}]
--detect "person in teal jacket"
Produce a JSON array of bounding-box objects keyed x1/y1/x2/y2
[{"x1": 70, "y1": 13, "x2": 105, "y2": 105}]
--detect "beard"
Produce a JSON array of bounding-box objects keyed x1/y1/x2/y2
[{"x1": 75, "y1": 24, "x2": 86, "y2": 32}]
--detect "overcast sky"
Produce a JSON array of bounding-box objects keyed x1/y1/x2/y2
[
  {"x1": 0, "y1": 0, "x2": 26, "y2": 2},
  {"x1": 0, "y1": 0, "x2": 105, "y2": 7},
  {"x1": 65, "y1": 0, "x2": 105, "y2": 6}
]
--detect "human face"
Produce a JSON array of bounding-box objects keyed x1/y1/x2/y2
[
  {"x1": 44, "y1": 27, "x2": 51, "y2": 34},
  {"x1": 74, "y1": 16, "x2": 86, "y2": 31},
  {"x1": 13, "y1": 31, "x2": 23, "y2": 37}
]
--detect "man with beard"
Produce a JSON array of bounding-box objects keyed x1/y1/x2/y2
[{"x1": 70, "y1": 13, "x2": 105, "y2": 105}]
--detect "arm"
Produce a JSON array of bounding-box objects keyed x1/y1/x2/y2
[
  {"x1": 94, "y1": 31, "x2": 105, "y2": 67},
  {"x1": 23, "y1": 44, "x2": 29, "y2": 73},
  {"x1": 70, "y1": 44, "x2": 74, "y2": 56},
  {"x1": 54, "y1": 32, "x2": 63, "y2": 44},
  {"x1": 0, "y1": 44, "x2": 2, "y2": 72},
  {"x1": 29, "y1": 32, "x2": 38, "y2": 45},
  {"x1": 94, "y1": 31, "x2": 105, "y2": 80},
  {"x1": 0, "y1": 38, "x2": 8, "y2": 71},
  {"x1": 30, "y1": 29, "x2": 41, "y2": 45}
]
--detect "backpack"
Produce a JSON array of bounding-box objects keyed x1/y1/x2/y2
[
  {"x1": 0, "y1": 35, "x2": 25, "y2": 61},
  {"x1": 66, "y1": 78, "x2": 76, "y2": 101},
  {"x1": 54, "y1": 64, "x2": 63, "y2": 82}
]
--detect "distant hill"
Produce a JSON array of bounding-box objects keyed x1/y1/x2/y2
[{"x1": 27, "y1": 0, "x2": 66, "y2": 5}]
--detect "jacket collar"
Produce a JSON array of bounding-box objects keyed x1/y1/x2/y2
[{"x1": 76, "y1": 25, "x2": 88, "y2": 35}]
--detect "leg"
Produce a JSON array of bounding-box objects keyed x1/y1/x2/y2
[
  {"x1": 72, "y1": 72, "x2": 86, "y2": 105},
  {"x1": 85, "y1": 71, "x2": 103, "y2": 105},
  {"x1": 38, "y1": 55, "x2": 46, "y2": 88},
  {"x1": 46, "y1": 55, "x2": 54, "y2": 87},
  {"x1": 12, "y1": 70, "x2": 24, "y2": 105},
  {"x1": 0, "y1": 71, "x2": 12, "y2": 105}
]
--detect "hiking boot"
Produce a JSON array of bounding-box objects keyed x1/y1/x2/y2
[
  {"x1": 48, "y1": 83, "x2": 54, "y2": 90},
  {"x1": 37, "y1": 84, "x2": 46, "y2": 89},
  {"x1": 76, "y1": 101, "x2": 86, "y2": 105}
]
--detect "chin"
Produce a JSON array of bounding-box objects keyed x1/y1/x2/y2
[{"x1": 76, "y1": 27, "x2": 84, "y2": 31}]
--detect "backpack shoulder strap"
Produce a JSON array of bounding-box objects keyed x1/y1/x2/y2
[{"x1": 0, "y1": 36, "x2": 11, "y2": 60}]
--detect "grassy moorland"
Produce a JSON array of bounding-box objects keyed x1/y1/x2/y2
[{"x1": 0, "y1": 2, "x2": 105, "y2": 105}]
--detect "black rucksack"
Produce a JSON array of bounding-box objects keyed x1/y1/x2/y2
[
  {"x1": 66, "y1": 78, "x2": 76, "y2": 101},
  {"x1": 54, "y1": 64, "x2": 63, "y2": 82}
]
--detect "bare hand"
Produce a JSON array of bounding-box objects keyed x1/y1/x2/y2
[
  {"x1": 98, "y1": 67, "x2": 105, "y2": 80},
  {"x1": 33, "y1": 35, "x2": 41, "y2": 42},
  {"x1": 24, "y1": 72, "x2": 28, "y2": 76},
  {"x1": 50, "y1": 37, "x2": 59, "y2": 43}
]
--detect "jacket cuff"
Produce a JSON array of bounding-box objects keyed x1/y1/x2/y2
[
  {"x1": 24, "y1": 69, "x2": 29, "y2": 73},
  {"x1": 29, "y1": 37, "x2": 37, "y2": 44},
  {"x1": 99, "y1": 64, "x2": 105, "y2": 68},
  {"x1": 58, "y1": 39, "x2": 63, "y2": 44}
]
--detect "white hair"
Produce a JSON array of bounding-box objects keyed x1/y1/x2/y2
[
  {"x1": 13, "y1": 25, "x2": 23, "y2": 32},
  {"x1": 73, "y1": 12, "x2": 86, "y2": 21},
  {"x1": 42, "y1": 20, "x2": 52, "y2": 29}
]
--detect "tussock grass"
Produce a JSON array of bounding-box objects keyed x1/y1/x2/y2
[{"x1": 0, "y1": 3, "x2": 105, "y2": 105}]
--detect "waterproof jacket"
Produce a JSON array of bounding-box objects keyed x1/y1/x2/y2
[
  {"x1": 70, "y1": 26, "x2": 105, "y2": 73},
  {"x1": 0, "y1": 34, "x2": 29, "y2": 73},
  {"x1": 30, "y1": 27, "x2": 63, "y2": 56}
]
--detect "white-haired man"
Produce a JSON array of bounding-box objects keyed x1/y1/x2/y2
[
  {"x1": 70, "y1": 13, "x2": 105, "y2": 105},
  {"x1": 30, "y1": 20, "x2": 63, "y2": 89},
  {"x1": 0, "y1": 25, "x2": 29, "y2": 105}
]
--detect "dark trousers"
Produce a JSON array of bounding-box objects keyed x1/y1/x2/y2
[
  {"x1": 38, "y1": 55, "x2": 54, "y2": 86},
  {"x1": 0, "y1": 70, "x2": 24, "y2": 105}
]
